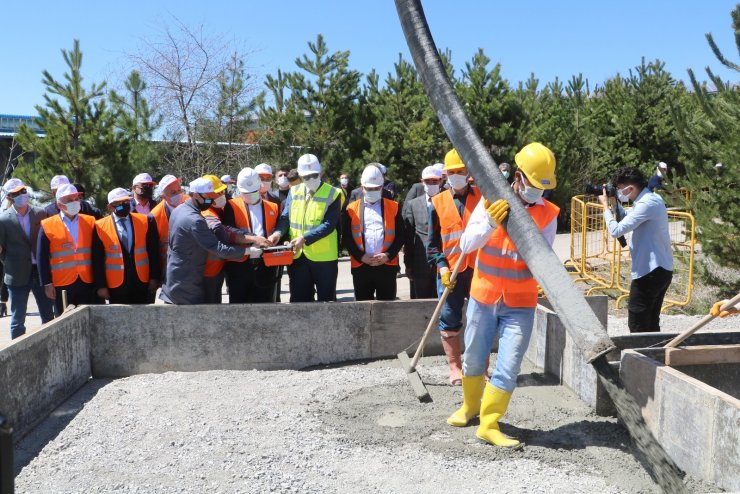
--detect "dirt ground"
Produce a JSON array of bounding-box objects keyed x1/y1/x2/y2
[{"x1": 14, "y1": 356, "x2": 719, "y2": 494}]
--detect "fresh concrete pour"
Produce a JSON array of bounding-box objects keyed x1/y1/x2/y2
[{"x1": 15, "y1": 358, "x2": 717, "y2": 493}]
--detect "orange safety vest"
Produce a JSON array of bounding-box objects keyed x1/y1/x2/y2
[
  {"x1": 228, "y1": 198, "x2": 279, "y2": 263},
  {"x1": 202, "y1": 207, "x2": 226, "y2": 277},
  {"x1": 430, "y1": 186, "x2": 481, "y2": 272},
  {"x1": 346, "y1": 198, "x2": 399, "y2": 268},
  {"x1": 94, "y1": 214, "x2": 150, "y2": 288},
  {"x1": 41, "y1": 214, "x2": 95, "y2": 287},
  {"x1": 470, "y1": 200, "x2": 560, "y2": 308},
  {"x1": 149, "y1": 201, "x2": 171, "y2": 267}
]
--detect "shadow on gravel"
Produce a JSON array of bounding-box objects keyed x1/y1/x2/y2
[{"x1": 14, "y1": 378, "x2": 113, "y2": 474}]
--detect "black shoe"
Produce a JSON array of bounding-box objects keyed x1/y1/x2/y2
[{"x1": 0, "y1": 302, "x2": 7, "y2": 318}]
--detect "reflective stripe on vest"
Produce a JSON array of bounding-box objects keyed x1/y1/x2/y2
[
  {"x1": 288, "y1": 183, "x2": 339, "y2": 261},
  {"x1": 430, "y1": 187, "x2": 481, "y2": 273},
  {"x1": 95, "y1": 213, "x2": 151, "y2": 289},
  {"x1": 470, "y1": 200, "x2": 560, "y2": 308},
  {"x1": 345, "y1": 198, "x2": 399, "y2": 268},
  {"x1": 201, "y1": 207, "x2": 228, "y2": 275},
  {"x1": 41, "y1": 214, "x2": 95, "y2": 287}
]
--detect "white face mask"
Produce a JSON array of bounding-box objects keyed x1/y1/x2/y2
[
  {"x1": 241, "y1": 191, "x2": 261, "y2": 205},
  {"x1": 304, "y1": 177, "x2": 321, "y2": 193},
  {"x1": 63, "y1": 201, "x2": 81, "y2": 216},
  {"x1": 446, "y1": 174, "x2": 468, "y2": 190},
  {"x1": 340, "y1": 178, "x2": 349, "y2": 187},
  {"x1": 617, "y1": 186, "x2": 632, "y2": 203},
  {"x1": 518, "y1": 183, "x2": 544, "y2": 204},
  {"x1": 167, "y1": 193, "x2": 183, "y2": 207},
  {"x1": 277, "y1": 176, "x2": 289, "y2": 188},
  {"x1": 260, "y1": 180, "x2": 272, "y2": 192},
  {"x1": 214, "y1": 194, "x2": 227, "y2": 208},
  {"x1": 423, "y1": 183, "x2": 440, "y2": 197},
  {"x1": 364, "y1": 189, "x2": 382, "y2": 204},
  {"x1": 656, "y1": 169, "x2": 663, "y2": 178}
]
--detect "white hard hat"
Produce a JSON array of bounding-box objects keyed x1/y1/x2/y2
[
  {"x1": 361, "y1": 165, "x2": 384, "y2": 187},
  {"x1": 189, "y1": 177, "x2": 214, "y2": 194},
  {"x1": 432, "y1": 163, "x2": 447, "y2": 176},
  {"x1": 254, "y1": 163, "x2": 273, "y2": 176},
  {"x1": 220, "y1": 174, "x2": 234, "y2": 184},
  {"x1": 56, "y1": 183, "x2": 79, "y2": 201},
  {"x1": 658, "y1": 162, "x2": 668, "y2": 170},
  {"x1": 421, "y1": 166, "x2": 442, "y2": 180},
  {"x1": 107, "y1": 187, "x2": 130, "y2": 204},
  {"x1": 376, "y1": 163, "x2": 387, "y2": 175},
  {"x1": 50, "y1": 175, "x2": 70, "y2": 190},
  {"x1": 237, "y1": 167, "x2": 260, "y2": 193},
  {"x1": 297, "y1": 154, "x2": 321, "y2": 177},
  {"x1": 132, "y1": 173, "x2": 157, "y2": 186},
  {"x1": 2, "y1": 178, "x2": 25, "y2": 194},
  {"x1": 159, "y1": 175, "x2": 181, "y2": 192}
]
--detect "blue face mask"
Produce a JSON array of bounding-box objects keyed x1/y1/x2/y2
[{"x1": 13, "y1": 193, "x2": 29, "y2": 208}]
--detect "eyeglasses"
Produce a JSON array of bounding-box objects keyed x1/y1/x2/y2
[
  {"x1": 8, "y1": 188, "x2": 27, "y2": 198},
  {"x1": 303, "y1": 173, "x2": 319, "y2": 180}
]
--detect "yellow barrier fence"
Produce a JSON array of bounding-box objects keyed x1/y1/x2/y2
[{"x1": 568, "y1": 195, "x2": 695, "y2": 313}]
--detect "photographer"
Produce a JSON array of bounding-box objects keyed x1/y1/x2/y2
[{"x1": 598, "y1": 167, "x2": 673, "y2": 333}]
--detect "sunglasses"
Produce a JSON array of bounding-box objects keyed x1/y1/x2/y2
[
  {"x1": 303, "y1": 173, "x2": 319, "y2": 180},
  {"x1": 8, "y1": 189, "x2": 27, "y2": 198}
]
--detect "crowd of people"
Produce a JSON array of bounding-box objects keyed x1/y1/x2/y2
[{"x1": 2, "y1": 144, "x2": 737, "y2": 448}]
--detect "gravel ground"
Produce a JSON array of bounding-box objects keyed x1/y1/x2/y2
[
  {"x1": 607, "y1": 313, "x2": 739, "y2": 336},
  {"x1": 14, "y1": 357, "x2": 719, "y2": 493}
]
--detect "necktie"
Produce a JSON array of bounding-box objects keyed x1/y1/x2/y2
[{"x1": 119, "y1": 218, "x2": 131, "y2": 252}]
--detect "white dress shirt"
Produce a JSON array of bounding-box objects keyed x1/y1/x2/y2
[
  {"x1": 60, "y1": 212, "x2": 80, "y2": 246},
  {"x1": 248, "y1": 201, "x2": 265, "y2": 237},
  {"x1": 134, "y1": 199, "x2": 151, "y2": 215},
  {"x1": 363, "y1": 200, "x2": 385, "y2": 256}
]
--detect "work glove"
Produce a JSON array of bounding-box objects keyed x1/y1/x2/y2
[
  {"x1": 710, "y1": 300, "x2": 738, "y2": 318},
  {"x1": 484, "y1": 198, "x2": 509, "y2": 226},
  {"x1": 440, "y1": 268, "x2": 456, "y2": 290},
  {"x1": 248, "y1": 246, "x2": 263, "y2": 259}
]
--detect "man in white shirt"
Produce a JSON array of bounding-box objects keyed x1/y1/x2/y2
[
  {"x1": 342, "y1": 165, "x2": 403, "y2": 301},
  {"x1": 130, "y1": 173, "x2": 159, "y2": 215}
]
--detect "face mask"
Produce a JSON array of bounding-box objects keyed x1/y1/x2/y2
[
  {"x1": 196, "y1": 197, "x2": 213, "y2": 212},
  {"x1": 114, "y1": 202, "x2": 131, "y2": 218},
  {"x1": 227, "y1": 184, "x2": 235, "y2": 194},
  {"x1": 518, "y1": 183, "x2": 544, "y2": 204},
  {"x1": 304, "y1": 177, "x2": 321, "y2": 193},
  {"x1": 277, "y1": 176, "x2": 289, "y2": 188},
  {"x1": 340, "y1": 178, "x2": 349, "y2": 187},
  {"x1": 656, "y1": 170, "x2": 663, "y2": 178},
  {"x1": 423, "y1": 184, "x2": 440, "y2": 197},
  {"x1": 502, "y1": 171, "x2": 510, "y2": 180},
  {"x1": 261, "y1": 180, "x2": 272, "y2": 192},
  {"x1": 167, "y1": 193, "x2": 183, "y2": 207},
  {"x1": 241, "y1": 191, "x2": 261, "y2": 205},
  {"x1": 214, "y1": 195, "x2": 227, "y2": 209},
  {"x1": 64, "y1": 201, "x2": 81, "y2": 216},
  {"x1": 13, "y1": 194, "x2": 29, "y2": 208},
  {"x1": 617, "y1": 187, "x2": 632, "y2": 203},
  {"x1": 446, "y1": 174, "x2": 468, "y2": 190},
  {"x1": 364, "y1": 190, "x2": 382, "y2": 204}
]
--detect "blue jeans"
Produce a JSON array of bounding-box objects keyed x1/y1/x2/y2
[
  {"x1": 463, "y1": 297, "x2": 535, "y2": 392},
  {"x1": 436, "y1": 268, "x2": 473, "y2": 332},
  {"x1": 8, "y1": 267, "x2": 55, "y2": 339}
]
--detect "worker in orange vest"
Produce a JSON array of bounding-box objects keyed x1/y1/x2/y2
[
  {"x1": 222, "y1": 167, "x2": 281, "y2": 303},
  {"x1": 148, "y1": 175, "x2": 187, "y2": 289},
  {"x1": 426, "y1": 149, "x2": 482, "y2": 385},
  {"x1": 343, "y1": 164, "x2": 403, "y2": 301},
  {"x1": 36, "y1": 183, "x2": 97, "y2": 315},
  {"x1": 447, "y1": 143, "x2": 559, "y2": 448},
  {"x1": 92, "y1": 188, "x2": 160, "y2": 304}
]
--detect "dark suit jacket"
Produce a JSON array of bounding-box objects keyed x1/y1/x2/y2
[
  {"x1": 402, "y1": 194, "x2": 433, "y2": 273},
  {"x1": 0, "y1": 205, "x2": 48, "y2": 286},
  {"x1": 45, "y1": 200, "x2": 102, "y2": 219}
]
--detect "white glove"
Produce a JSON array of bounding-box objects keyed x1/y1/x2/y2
[{"x1": 248, "y1": 246, "x2": 263, "y2": 259}]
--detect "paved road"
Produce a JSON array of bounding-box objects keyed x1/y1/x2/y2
[{"x1": 0, "y1": 233, "x2": 572, "y2": 346}]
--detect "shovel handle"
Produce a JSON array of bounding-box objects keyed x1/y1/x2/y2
[{"x1": 664, "y1": 292, "x2": 740, "y2": 348}]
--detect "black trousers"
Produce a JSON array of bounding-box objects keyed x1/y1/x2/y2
[
  {"x1": 203, "y1": 272, "x2": 225, "y2": 304},
  {"x1": 225, "y1": 261, "x2": 278, "y2": 304},
  {"x1": 351, "y1": 264, "x2": 398, "y2": 301},
  {"x1": 108, "y1": 279, "x2": 151, "y2": 305},
  {"x1": 288, "y1": 255, "x2": 338, "y2": 303},
  {"x1": 54, "y1": 280, "x2": 96, "y2": 316},
  {"x1": 411, "y1": 262, "x2": 437, "y2": 299},
  {"x1": 628, "y1": 267, "x2": 673, "y2": 333}
]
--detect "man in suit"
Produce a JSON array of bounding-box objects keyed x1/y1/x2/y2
[
  {"x1": 0, "y1": 178, "x2": 55, "y2": 339},
  {"x1": 92, "y1": 188, "x2": 160, "y2": 304},
  {"x1": 130, "y1": 173, "x2": 159, "y2": 214},
  {"x1": 348, "y1": 163, "x2": 394, "y2": 204},
  {"x1": 44, "y1": 175, "x2": 100, "y2": 218},
  {"x1": 255, "y1": 163, "x2": 281, "y2": 206},
  {"x1": 403, "y1": 166, "x2": 443, "y2": 299}
]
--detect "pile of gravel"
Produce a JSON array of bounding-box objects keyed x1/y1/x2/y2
[{"x1": 14, "y1": 357, "x2": 719, "y2": 493}]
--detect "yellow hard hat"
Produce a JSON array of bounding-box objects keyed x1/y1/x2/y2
[
  {"x1": 202, "y1": 174, "x2": 227, "y2": 194},
  {"x1": 514, "y1": 142, "x2": 557, "y2": 189},
  {"x1": 444, "y1": 149, "x2": 466, "y2": 171}
]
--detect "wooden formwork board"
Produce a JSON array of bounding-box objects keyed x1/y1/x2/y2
[{"x1": 664, "y1": 344, "x2": 740, "y2": 366}]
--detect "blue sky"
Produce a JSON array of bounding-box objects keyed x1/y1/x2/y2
[{"x1": 2, "y1": 1, "x2": 737, "y2": 116}]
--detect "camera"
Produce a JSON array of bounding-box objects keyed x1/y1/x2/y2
[{"x1": 585, "y1": 183, "x2": 616, "y2": 197}]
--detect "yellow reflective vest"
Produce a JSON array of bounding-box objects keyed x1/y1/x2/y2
[{"x1": 289, "y1": 182, "x2": 340, "y2": 261}]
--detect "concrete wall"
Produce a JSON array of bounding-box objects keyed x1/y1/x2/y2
[
  {"x1": 0, "y1": 307, "x2": 91, "y2": 438},
  {"x1": 89, "y1": 300, "x2": 445, "y2": 377},
  {"x1": 620, "y1": 350, "x2": 740, "y2": 492}
]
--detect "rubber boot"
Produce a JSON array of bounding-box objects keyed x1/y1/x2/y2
[
  {"x1": 440, "y1": 330, "x2": 462, "y2": 385},
  {"x1": 447, "y1": 375, "x2": 486, "y2": 427},
  {"x1": 476, "y1": 383, "x2": 521, "y2": 448}
]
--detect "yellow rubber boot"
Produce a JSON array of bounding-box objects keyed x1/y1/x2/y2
[
  {"x1": 446, "y1": 375, "x2": 486, "y2": 427},
  {"x1": 476, "y1": 383, "x2": 521, "y2": 448}
]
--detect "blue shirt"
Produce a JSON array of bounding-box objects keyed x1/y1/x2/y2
[
  {"x1": 603, "y1": 188, "x2": 673, "y2": 279},
  {"x1": 114, "y1": 215, "x2": 133, "y2": 252}
]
